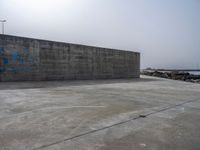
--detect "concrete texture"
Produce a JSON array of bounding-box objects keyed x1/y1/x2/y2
[
  {"x1": 0, "y1": 34, "x2": 140, "y2": 81},
  {"x1": 0, "y1": 75, "x2": 200, "y2": 150}
]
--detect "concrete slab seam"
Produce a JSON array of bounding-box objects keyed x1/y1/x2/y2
[{"x1": 32, "y1": 97, "x2": 200, "y2": 150}]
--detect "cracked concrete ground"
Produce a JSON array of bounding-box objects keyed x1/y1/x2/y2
[{"x1": 0, "y1": 75, "x2": 200, "y2": 150}]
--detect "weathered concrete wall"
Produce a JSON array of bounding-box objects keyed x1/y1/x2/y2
[{"x1": 0, "y1": 34, "x2": 140, "y2": 81}]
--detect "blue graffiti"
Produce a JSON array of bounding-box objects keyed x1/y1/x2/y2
[
  {"x1": 0, "y1": 47, "x2": 4, "y2": 54},
  {"x1": 11, "y1": 51, "x2": 19, "y2": 61},
  {"x1": 1, "y1": 48, "x2": 35, "y2": 74},
  {"x1": 3, "y1": 58, "x2": 9, "y2": 64},
  {"x1": 11, "y1": 51, "x2": 32, "y2": 64}
]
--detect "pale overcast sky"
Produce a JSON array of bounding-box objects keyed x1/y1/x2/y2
[{"x1": 0, "y1": 0, "x2": 200, "y2": 69}]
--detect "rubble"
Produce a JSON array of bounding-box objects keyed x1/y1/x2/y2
[{"x1": 141, "y1": 70, "x2": 200, "y2": 84}]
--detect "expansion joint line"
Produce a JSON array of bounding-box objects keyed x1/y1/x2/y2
[{"x1": 33, "y1": 97, "x2": 200, "y2": 150}]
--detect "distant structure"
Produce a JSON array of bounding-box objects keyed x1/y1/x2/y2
[
  {"x1": 0, "y1": 34, "x2": 140, "y2": 81},
  {"x1": 0, "y1": 20, "x2": 6, "y2": 34}
]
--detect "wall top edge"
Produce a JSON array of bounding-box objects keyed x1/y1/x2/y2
[{"x1": 0, "y1": 34, "x2": 140, "y2": 54}]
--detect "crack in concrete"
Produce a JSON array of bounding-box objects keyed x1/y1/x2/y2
[{"x1": 32, "y1": 97, "x2": 200, "y2": 150}]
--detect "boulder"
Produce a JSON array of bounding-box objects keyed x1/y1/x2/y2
[{"x1": 141, "y1": 70, "x2": 200, "y2": 84}]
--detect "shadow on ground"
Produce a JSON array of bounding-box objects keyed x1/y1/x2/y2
[{"x1": 0, "y1": 77, "x2": 161, "y2": 90}]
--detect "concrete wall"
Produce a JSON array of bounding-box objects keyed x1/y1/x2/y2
[{"x1": 0, "y1": 34, "x2": 140, "y2": 81}]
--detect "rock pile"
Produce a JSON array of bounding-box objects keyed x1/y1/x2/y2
[{"x1": 141, "y1": 70, "x2": 200, "y2": 84}]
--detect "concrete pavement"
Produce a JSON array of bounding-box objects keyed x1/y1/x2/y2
[{"x1": 0, "y1": 75, "x2": 200, "y2": 150}]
